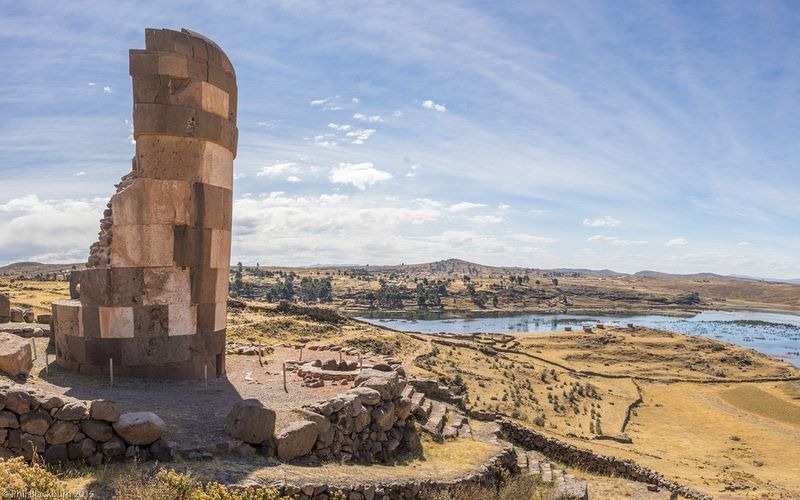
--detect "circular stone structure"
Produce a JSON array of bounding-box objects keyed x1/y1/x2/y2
[{"x1": 52, "y1": 28, "x2": 237, "y2": 379}]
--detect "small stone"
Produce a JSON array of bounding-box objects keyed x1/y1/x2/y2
[
  {"x1": 45, "y1": 420, "x2": 79, "y2": 445},
  {"x1": 0, "y1": 410, "x2": 20, "y2": 428},
  {"x1": 80, "y1": 420, "x2": 114, "y2": 442},
  {"x1": 101, "y1": 436, "x2": 126, "y2": 456},
  {"x1": 20, "y1": 410, "x2": 53, "y2": 436},
  {"x1": 89, "y1": 400, "x2": 120, "y2": 422},
  {"x1": 54, "y1": 401, "x2": 89, "y2": 421}
]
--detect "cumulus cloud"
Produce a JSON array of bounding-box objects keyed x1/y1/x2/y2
[
  {"x1": 353, "y1": 113, "x2": 383, "y2": 123},
  {"x1": 103, "y1": 86, "x2": 112, "y2": 93},
  {"x1": 422, "y1": 100, "x2": 447, "y2": 112},
  {"x1": 351, "y1": 97, "x2": 360, "y2": 103},
  {"x1": 326, "y1": 123, "x2": 375, "y2": 144},
  {"x1": 74, "y1": 171, "x2": 85, "y2": 176},
  {"x1": 667, "y1": 238, "x2": 688, "y2": 246},
  {"x1": 448, "y1": 202, "x2": 487, "y2": 212},
  {"x1": 583, "y1": 216, "x2": 620, "y2": 228},
  {"x1": 309, "y1": 98, "x2": 327, "y2": 106},
  {"x1": 328, "y1": 123, "x2": 352, "y2": 132},
  {"x1": 328, "y1": 163, "x2": 393, "y2": 190},
  {"x1": 256, "y1": 162, "x2": 298, "y2": 177},
  {"x1": 87, "y1": 82, "x2": 96, "y2": 86},
  {"x1": 286, "y1": 176, "x2": 301, "y2": 182}
]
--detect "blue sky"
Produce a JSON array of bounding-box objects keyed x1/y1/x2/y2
[{"x1": 1, "y1": 1, "x2": 799, "y2": 277}]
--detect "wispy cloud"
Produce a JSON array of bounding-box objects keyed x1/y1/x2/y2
[
  {"x1": 353, "y1": 113, "x2": 383, "y2": 123},
  {"x1": 448, "y1": 202, "x2": 487, "y2": 212},
  {"x1": 667, "y1": 238, "x2": 689, "y2": 246}
]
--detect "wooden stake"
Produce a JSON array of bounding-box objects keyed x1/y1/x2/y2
[
  {"x1": 109, "y1": 358, "x2": 114, "y2": 387},
  {"x1": 282, "y1": 361, "x2": 288, "y2": 393},
  {"x1": 44, "y1": 352, "x2": 49, "y2": 375},
  {"x1": 204, "y1": 364, "x2": 208, "y2": 391},
  {"x1": 258, "y1": 341, "x2": 263, "y2": 367},
  {"x1": 339, "y1": 350, "x2": 342, "y2": 362},
  {"x1": 299, "y1": 347, "x2": 303, "y2": 361},
  {"x1": 358, "y1": 352, "x2": 363, "y2": 372},
  {"x1": 31, "y1": 338, "x2": 37, "y2": 361}
]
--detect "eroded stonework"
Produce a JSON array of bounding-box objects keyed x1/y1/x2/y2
[{"x1": 52, "y1": 28, "x2": 237, "y2": 379}]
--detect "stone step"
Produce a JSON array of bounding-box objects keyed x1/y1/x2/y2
[
  {"x1": 456, "y1": 422, "x2": 472, "y2": 439},
  {"x1": 401, "y1": 385, "x2": 415, "y2": 399},
  {"x1": 420, "y1": 399, "x2": 433, "y2": 417},
  {"x1": 515, "y1": 447, "x2": 528, "y2": 469},
  {"x1": 421, "y1": 401, "x2": 447, "y2": 437},
  {"x1": 410, "y1": 391, "x2": 426, "y2": 410}
]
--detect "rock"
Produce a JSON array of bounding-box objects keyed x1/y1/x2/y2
[
  {"x1": 86, "y1": 451, "x2": 104, "y2": 466},
  {"x1": 80, "y1": 419, "x2": 114, "y2": 442},
  {"x1": 224, "y1": 399, "x2": 275, "y2": 445},
  {"x1": 371, "y1": 402, "x2": 396, "y2": 432},
  {"x1": 295, "y1": 409, "x2": 330, "y2": 434},
  {"x1": 37, "y1": 394, "x2": 65, "y2": 411},
  {"x1": 113, "y1": 412, "x2": 166, "y2": 445},
  {"x1": 0, "y1": 333, "x2": 33, "y2": 376},
  {"x1": 44, "y1": 444, "x2": 69, "y2": 463},
  {"x1": 21, "y1": 432, "x2": 46, "y2": 458},
  {"x1": 102, "y1": 436, "x2": 126, "y2": 456},
  {"x1": 552, "y1": 479, "x2": 588, "y2": 500},
  {"x1": 322, "y1": 359, "x2": 338, "y2": 370},
  {"x1": 276, "y1": 420, "x2": 318, "y2": 462},
  {"x1": 0, "y1": 410, "x2": 20, "y2": 428},
  {"x1": 45, "y1": 420, "x2": 79, "y2": 444},
  {"x1": 4, "y1": 389, "x2": 33, "y2": 414},
  {"x1": 10, "y1": 308, "x2": 24, "y2": 323},
  {"x1": 148, "y1": 438, "x2": 174, "y2": 462},
  {"x1": 22, "y1": 309, "x2": 35, "y2": 323},
  {"x1": 36, "y1": 314, "x2": 52, "y2": 325},
  {"x1": 0, "y1": 293, "x2": 9, "y2": 322},
  {"x1": 20, "y1": 410, "x2": 53, "y2": 435},
  {"x1": 54, "y1": 401, "x2": 89, "y2": 421},
  {"x1": 355, "y1": 369, "x2": 402, "y2": 401},
  {"x1": 395, "y1": 397, "x2": 412, "y2": 420},
  {"x1": 78, "y1": 437, "x2": 97, "y2": 458},
  {"x1": 348, "y1": 387, "x2": 382, "y2": 406},
  {"x1": 372, "y1": 363, "x2": 393, "y2": 372},
  {"x1": 402, "y1": 426, "x2": 421, "y2": 453},
  {"x1": 89, "y1": 400, "x2": 120, "y2": 422}
]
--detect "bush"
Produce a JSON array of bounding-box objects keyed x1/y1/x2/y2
[
  {"x1": 0, "y1": 457, "x2": 66, "y2": 498},
  {"x1": 113, "y1": 469, "x2": 285, "y2": 500}
]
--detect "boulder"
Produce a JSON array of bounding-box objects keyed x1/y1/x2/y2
[
  {"x1": 0, "y1": 293, "x2": 9, "y2": 322},
  {"x1": 21, "y1": 432, "x2": 46, "y2": 458},
  {"x1": 275, "y1": 420, "x2": 318, "y2": 462},
  {"x1": 347, "y1": 387, "x2": 381, "y2": 406},
  {"x1": 45, "y1": 420, "x2": 79, "y2": 444},
  {"x1": 0, "y1": 333, "x2": 33, "y2": 377},
  {"x1": 295, "y1": 409, "x2": 330, "y2": 434},
  {"x1": 80, "y1": 419, "x2": 114, "y2": 442},
  {"x1": 355, "y1": 369, "x2": 402, "y2": 401},
  {"x1": 44, "y1": 444, "x2": 69, "y2": 463},
  {"x1": 0, "y1": 410, "x2": 20, "y2": 428},
  {"x1": 371, "y1": 402, "x2": 396, "y2": 432},
  {"x1": 36, "y1": 314, "x2": 52, "y2": 325},
  {"x1": 35, "y1": 394, "x2": 65, "y2": 411},
  {"x1": 101, "y1": 436, "x2": 126, "y2": 456},
  {"x1": 224, "y1": 399, "x2": 275, "y2": 445},
  {"x1": 89, "y1": 400, "x2": 120, "y2": 422},
  {"x1": 4, "y1": 389, "x2": 33, "y2": 414},
  {"x1": 20, "y1": 410, "x2": 53, "y2": 435},
  {"x1": 22, "y1": 309, "x2": 35, "y2": 323},
  {"x1": 113, "y1": 411, "x2": 166, "y2": 445},
  {"x1": 321, "y1": 359, "x2": 338, "y2": 370},
  {"x1": 10, "y1": 308, "x2": 23, "y2": 323},
  {"x1": 54, "y1": 400, "x2": 89, "y2": 420}
]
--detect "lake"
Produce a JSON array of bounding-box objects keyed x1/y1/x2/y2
[{"x1": 357, "y1": 310, "x2": 800, "y2": 367}]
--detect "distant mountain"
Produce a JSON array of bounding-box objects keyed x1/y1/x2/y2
[
  {"x1": 633, "y1": 270, "x2": 732, "y2": 280},
  {"x1": 0, "y1": 261, "x2": 83, "y2": 277}
]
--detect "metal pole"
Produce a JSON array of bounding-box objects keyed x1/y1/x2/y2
[
  {"x1": 282, "y1": 361, "x2": 288, "y2": 393},
  {"x1": 109, "y1": 358, "x2": 113, "y2": 387}
]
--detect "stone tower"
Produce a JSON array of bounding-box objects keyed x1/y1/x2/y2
[{"x1": 51, "y1": 28, "x2": 237, "y2": 379}]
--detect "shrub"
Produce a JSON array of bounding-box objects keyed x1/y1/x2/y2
[{"x1": 0, "y1": 457, "x2": 66, "y2": 498}]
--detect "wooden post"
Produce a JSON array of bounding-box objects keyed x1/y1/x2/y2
[
  {"x1": 358, "y1": 352, "x2": 363, "y2": 373},
  {"x1": 339, "y1": 350, "x2": 342, "y2": 362},
  {"x1": 31, "y1": 338, "x2": 37, "y2": 361},
  {"x1": 258, "y1": 341, "x2": 263, "y2": 367},
  {"x1": 204, "y1": 364, "x2": 208, "y2": 391},
  {"x1": 109, "y1": 358, "x2": 114, "y2": 387},
  {"x1": 44, "y1": 352, "x2": 49, "y2": 375},
  {"x1": 299, "y1": 347, "x2": 303, "y2": 362},
  {"x1": 282, "y1": 361, "x2": 288, "y2": 393}
]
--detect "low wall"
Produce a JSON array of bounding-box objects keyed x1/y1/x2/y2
[
  {"x1": 499, "y1": 420, "x2": 712, "y2": 500},
  {"x1": 0, "y1": 382, "x2": 171, "y2": 465},
  {"x1": 299, "y1": 367, "x2": 419, "y2": 462},
  {"x1": 230, "y1": 447, "x2": 518, "y2": 500}
]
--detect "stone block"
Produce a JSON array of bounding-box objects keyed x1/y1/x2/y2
[
  {"x1": 190, "y1": 266, "x2": 229, "y2": 303},
  {"x1": 81, "y1": 305, "x2": 101, "y2": 339},
  {"x1": 111, "y1": 179, "x2": 191, "y2": 226},
  {"x1": 0, "y1": 333, "x2": 33, "y2": 377},
  {"x1": 142, "y1": 267, "x2": 191, "y2": 305},
  {"x1": 99, "y1": 307, "x2": 135, "y2": 339},
  {"x1": 84, "y1": 338, "x2": 122, "y2": 366},
  {"x1": 0, "y1": 292, "x2": 9, "y2": 322},
  {"x1": 224, "y1": 399, "x2": 275, "y2": 445},
  {"x1": 133, "y1": 305, "x2": 169, "y2": 337},
  {"x1": 157, "y1": 53, "x2": 189, "y2": 78},
  {"x1": 201, "y1": 81, "x2": 229, "y2": 118},
  {"x1": 209, "y1": 229, "x2": 232, "y2": 268},
  {"x1": 113, "y1": 411, "x2": 166, "y2": 445},
  {"x1": 134, "y1": 135, "x2": 233, "y2": 189},
  {"x1": 145, "y1": 28, "x2": 194, "y2": 57},
  {"x1": 110, "y1": 224, "x2": 175, "y2": 268},
  {"x1": 167, "y1": 304, "x2": 197, "y2": 336},
  {"x1": 63, "y1": 335, "x2": 87, "y2": 364},
  {"x1": 133, "y1": 103, "x2": 237, "y2": 154},
  {"x1": 189, "y1": 181, "x2": 233, "y2": 230},
  {"x1": 52, "y1": 300, "x2": 82, "y2": 337},
  {"x1": 89, "y1": 400, "x2": 120, "y2": 422}
]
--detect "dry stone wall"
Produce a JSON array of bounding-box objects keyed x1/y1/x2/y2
[
  {"x1": 51, "y1": 28, "x2": 238, "y2": 380},
  {"x1": 0, "y1": 382, "x2": 171, "y2": 464},
  {"x1": 500, "y1": 419, "x2": 712, "y2": 500}
]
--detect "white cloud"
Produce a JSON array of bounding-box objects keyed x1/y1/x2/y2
[
  {"x1": 328, "y1": 123, "x2": 353, "y2": 132},
  {"x1": 233, "y1": 173, "x2": 248, "y2": 180},
  {"x1": 103, "y1": 86, "x2": 112, "y2": 93},
  {"x1": 667, "y1": 238, "x2": 689, "y2": 246},
  {"x1": 313, "y1": 135, "x2": 337, "y2": 147},
  {"x1": 346, "y1": 128, "x2": 375, "y2": 144},
  {"x1": 353, "y1": 113, "x2": 383, "y2": 123},
  {"x1": 422, "y1": 100, "x2": 447, "y2": 112},
  {"x1": 286, "y1": 176, "x2": 301, "y2": 182},
  {"x1": 583, "y1": 216, "x2": 620, "y2": 228},
  {"x1": 587, "y1": 234, "x2": 647, "y2": 246},
  {"x1": 448, "y1": 202, "x2": 487, "y2": 212},
  {"x1": 737, "y1": 241, "x2": 751, "y2": 246},
  {"x1": 351, "y1": 97, "x2": 360, "y2": 103},
  {"x1": 309, "y1": 98, "x2": 327, "y2": 106},
  {"x1": 328, "y1": 163, "x2": 393, "y2": 190},
  {"x1": 74, "y1": 171, "x2": 85, "y2": 176},
  {"x1": 469, "y1": 215, "x2": 503, "y2": 224},
  {"x1": 393, "y1": 110, "x2": 404, "y2": 117},
  {"x1": 87, "y1": 82, "x2": 96, "y2": 86},
  {"x1": 256, "y1": 162, "x2": 298, "y2": 177},
  {"x1": 514, "y1": 233, "x2": 559, "y2": 244},
  {"x1": 587, "y1": 235, "x2": 617, "y2": 242},
  {"x1": 405, "y1": 164, "x2": 419, "y2": 178}
]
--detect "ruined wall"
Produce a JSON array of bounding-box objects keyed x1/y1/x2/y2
[{"x1": 52, "y1": 28, "x2": 237, "y2": 379}]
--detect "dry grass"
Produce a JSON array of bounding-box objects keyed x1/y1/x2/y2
[{"x1": 721, "y1": 385, "x2": 800, "y2": 427}]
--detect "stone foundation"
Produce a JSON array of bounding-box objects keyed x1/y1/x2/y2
[{"x1": 52, "y1": 28, "x2": 237, "y2": 380}]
